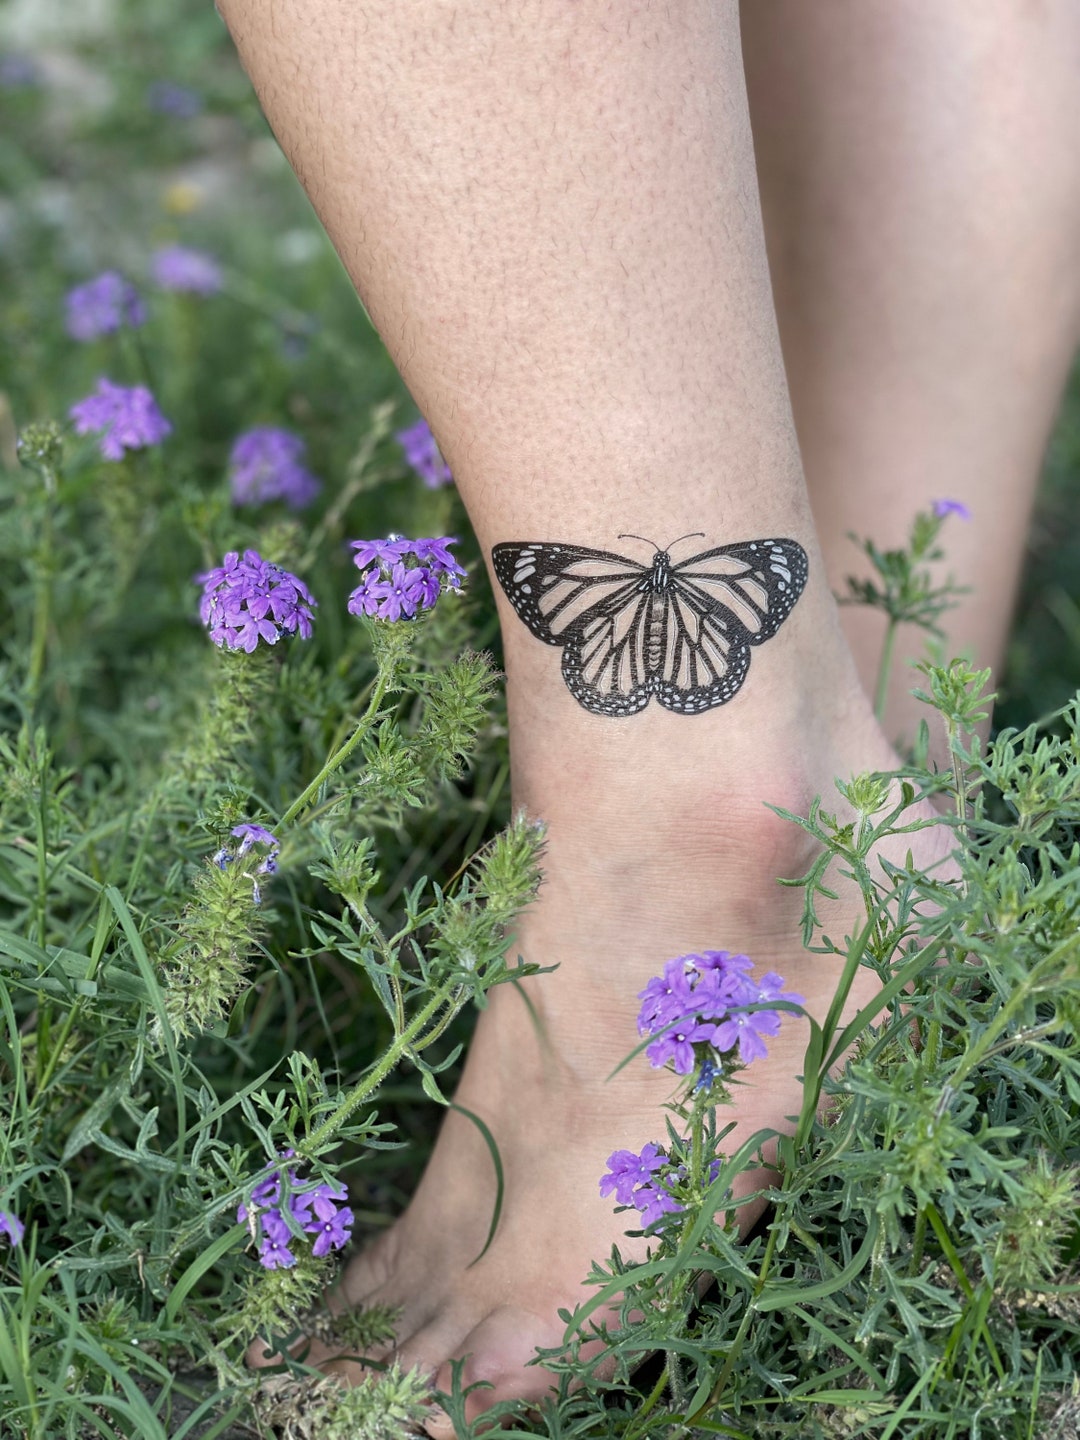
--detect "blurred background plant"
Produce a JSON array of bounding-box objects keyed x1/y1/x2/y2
[{"x1": 1, "y1": 2, "x2": 1079, "y2": 1438}]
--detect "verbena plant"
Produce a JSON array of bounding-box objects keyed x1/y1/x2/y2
[
  {"x1": 4, "y1": 394, "x2": 1080, "y2": 1440},
  {"x1": 2, "y1": 19, "x2": 1079, "y2": 1438}
]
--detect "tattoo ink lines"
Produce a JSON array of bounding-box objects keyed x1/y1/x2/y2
[{"x1": 492, "y1": 533, "x2": 808, "y2": 716}]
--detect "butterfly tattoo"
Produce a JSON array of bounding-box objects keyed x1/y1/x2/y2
[{"x1": 492, "y1": 533, "x2": 808, "y2": 716}]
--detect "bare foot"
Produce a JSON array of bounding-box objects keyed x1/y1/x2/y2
[{"x1": 248, "y1": 669, "x2": 953, "y2": 1435}]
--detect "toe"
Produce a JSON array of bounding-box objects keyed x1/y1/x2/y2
[{"x1": 425, "y1": 1305, "x2": 565, "y2": 1436}]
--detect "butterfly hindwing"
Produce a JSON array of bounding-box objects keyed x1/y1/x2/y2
[
  {"x1": 561, "y1": 587, "x2": 654, "y2": 716},
  {"x1": 652, "y1": 589, "x2": 751, "y2": 714}
]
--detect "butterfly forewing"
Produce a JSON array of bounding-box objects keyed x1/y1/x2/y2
[
  {"x1": 492, "y1": 542, "x2": 646, "y2": 645},
  {"x1": 674, "y1": 540, "x2": 807, "y2": 642}
]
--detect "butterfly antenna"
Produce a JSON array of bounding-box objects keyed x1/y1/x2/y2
[
  {"x1": 667, "y1": 531, "x2": 706, "y2": 551},
  {"x1": 618, "y1": 532, "x2": 662, "y2": 552}
]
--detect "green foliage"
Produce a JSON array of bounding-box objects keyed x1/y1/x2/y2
[
  {"x1": 248, "y1": 1362, "x2": 431, "y2": 1440},
  {"x1": 840, "y1": 506, "x2": 971, "y2": 723},
  {"x1": 0, "y1": 16, "x2": 526, "y2": 1430},
  {"x1": 494, "y1": 664, "x2": 1079, "y2": 1440}
]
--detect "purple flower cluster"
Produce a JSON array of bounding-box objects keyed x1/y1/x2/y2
[
  {"x1": 348, "y1": 535, "x2": 466, "y2": 622},
  {"x1": 239, "y1": 1154, "x2": 354, "y2": 1270},
  {"x1": 0, "y1": 1210, "x2": 24, "y2": 1245},
  {"x1": 213, "y1": 824, "x2": 280, "y2": 906},
  {"x1": 600, "y1": 1143, "x2": 682, "y2": 1227},
  {"x1": 601, "y1": 954, "x2": 801, "y2": 1232},
  {"x1": 151, "y1": 244, "x2": 223, "y2": 296},
  {"x1": 396, "y1": 417, "x2": 452, "y2": 489},
  {"x1": 65, "y1": 272, "x2": 146, "y2": 341},
  {"x1": 69, "y1": 379, "x2": 172, "y2": 461},
  {"x1": 228, "y1": 427, "x2": 321, "y2": 510},
  {"x1": 932, "y1": 498, "x2": 972, "y2": 521},
  {"x1": 198, "y1": 550, "x2": 316, "y2": 652},
  {"x1": 638, "y1": 951, "x2": 802, "y2": 1074}
]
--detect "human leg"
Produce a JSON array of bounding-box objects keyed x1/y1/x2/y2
[
  {"x1": 742, "y1": 0, "x2": 1080, "y2": 748},
  {"x1": 217, "y1": 1, "x2": 947, "y2": 1429}
]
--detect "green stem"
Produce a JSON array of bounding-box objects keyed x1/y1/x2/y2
[
  {"x1": 33, "y1": 791, "x2": 48, "y2": 954},
  {"x1": 909, "y1": 1208, "x2": 929, "y2": 1276},
  {"x1": 279, "y1": 666, "x2": 392, "y2": 827},
  {"x1": 689, "y1": 1098, "x2": 705, "y2": 1191},
  {"x1": 873, "y1": 616, "x2": 898, "y2": 724},
  {"x1": 947, "y1": 720, "x2": 969, "y2": 833},
  {"x1": 665, "y1": 1349, "x2": 686, "y2": 1414},
  {"x1": 622, "y1": 1367, "x2": 672, "y2": 1440},
  {"x1": 26, "y1": 506, "x2": 54, "y2": 705},
  {"x1": 299, "y1": 981, "x2": 453, "y2": 1154},
  {"x1": 411, "y1": 990, "x2": 467, "y2": 1049},
  {"x1": 691, "y1": 1218, "x2": 783, "y2": 1419}
]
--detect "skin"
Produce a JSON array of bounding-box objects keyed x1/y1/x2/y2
[
  {"x1": 214, "y1": 1, "x2": 1080, "y2": 1431},
  {"x1": 742, "y1": 1, "x2": 1080, "y2": 748}
]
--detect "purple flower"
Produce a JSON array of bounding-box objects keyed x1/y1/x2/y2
[
  {"x1": 410, "y1": 536, "x2": 467, "y2": 584},
  {"x1": 69, "y1": 379, "x2": 171, "y2": 461},
  {"x1": 228, "y1": 427, "x2": 321, "y2": 511},
  {"x1": 257, "y1": 1211, "x2": 297, "y2": 1270},
  {"x1": 197, "y1": 549, "x2": 316, "y2": 652},
  {"x1": 65, "y1": 273, "x2": 146, "y2": 342},
  {"x1": 644, "y1": 1019, "x2": 719, "y2": 1075},
  {"x1": 377, "y1": 561, "x2": 428, "y2": 621},
  {"x1": 634, "y1": 1183, "x2": 684, "y2": 1228},
  {"x1": 691, "y1": 963, "x2": 758, "y2": 1018},
  {"x1": 240, "y1": 1157, "x2": 353, "y2": 1270},
  {"x1": 151, "y1": 244, "x2": 223, "y2": 296},
  {"x1": 636, "y1": 951, "x2": 800, "y2": 1076},
  {"x1": 347, "y1": 567, "x2": 388, "y2": 618},
  {"x1": 297, "y1": 1178, "x2": 353, "y2": 1257},
  {"x1": 600, "y1": 1143, "x2": 666, "y2": 1206},
  {"x1": 755, "y1": 972, "x2": 804, "y2": 1009},
  {"x1": 397, "y1": 417, "x2": 452, "y2": 489},
  {"x1": 249, "y1": 1173, "x2": 282, "y2": 1210},
  {"x1": 349, "y1": 538, "x2": 413, "y2": 571},
  {"x1": 600, "y1": 1145, "x2": 682, "y2": 1228},
  {"x1": 0, "y1": 1210, "x2": 24, "y2": 1245},
  {"x1": 347, "y1": 536, "x2": 464, "y2": 622},
  {"x1": 637, "y1": 957, "x2": 698, "y2": 1033},
  {"x1": 309, "y1": 1203, "x2": 355, "y2": 1258},
  {"x1": 305, "y1": 1179, "x2": 349, "y2": 1219},
  {"x1": 229, "y1": 824, "x2": 280, "y2": 876},
  {"x1": 232, "y1": 823, "x2": 279, "y2": 856},
  {"x1": 146, "y1": 80, "x2": 203, "y2": 118},
  {"x1": 710, "y1": 1008, "x2": 781, "y2": 1066},
  {"x1": 695, "y1": 949, "x2": 756, "y2": 978},
  {"x1": 933, "y1": 499, "x2": 972, "y2": 521},
  {"x1": 413, "y1": 567, "x2": 442, "y2": 608},
  {"x1": 215, "y1": 824, "x2": 280, "y2": 904}
]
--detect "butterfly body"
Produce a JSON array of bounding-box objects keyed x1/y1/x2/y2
[
  {"x1": 492, "y1": 535, "x2": 808, "y2": 717},
  {"x1": 641, "y1": 553, "x2": 675, "y2": 669}
]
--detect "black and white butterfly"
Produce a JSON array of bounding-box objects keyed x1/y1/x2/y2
[{"x1": 492, "y1": 533, "x2": 808, "y2": 716}]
